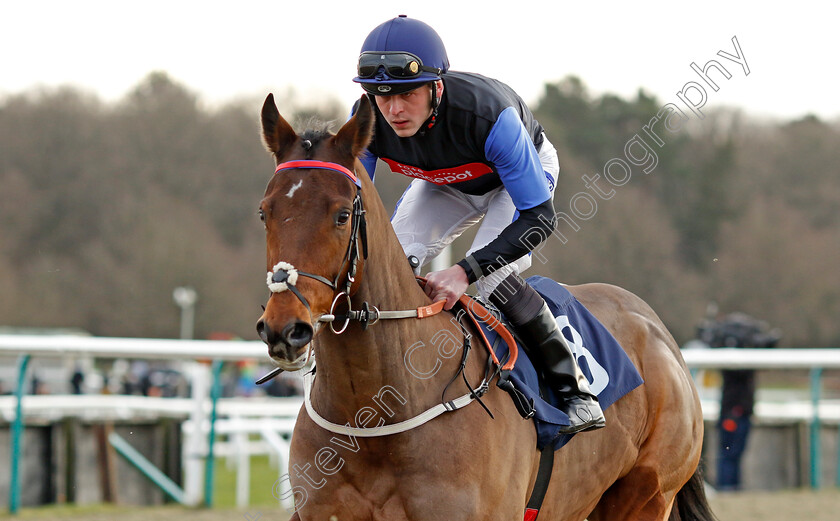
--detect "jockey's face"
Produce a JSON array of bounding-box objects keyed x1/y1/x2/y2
[{"x1": 374, "y1": 81, "x2": 442, "y2": 137}]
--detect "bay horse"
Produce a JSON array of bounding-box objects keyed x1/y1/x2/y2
[{"x1": 255, "y1": 93, "x2": 715, "y2": 521}]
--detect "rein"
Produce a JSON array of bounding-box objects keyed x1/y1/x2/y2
[{"x1": 301, "y1": 291, "x2": 526, "y2": 437}]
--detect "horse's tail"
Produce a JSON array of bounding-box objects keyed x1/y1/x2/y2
[{"x1": 669, "y1": 464, "x2": 718, "y2": 521}]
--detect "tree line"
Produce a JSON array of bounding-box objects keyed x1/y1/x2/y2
[{"x1": 0, "y1": 72, "x2": 837, "y2": 347}]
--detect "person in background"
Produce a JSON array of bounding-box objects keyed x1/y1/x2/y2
[
  {"x1": 71, "y1": 365, "x2": 85, "y2": 394},
  {"x1": 697, "y1": 311, "x2": 781, "y2": 490}
]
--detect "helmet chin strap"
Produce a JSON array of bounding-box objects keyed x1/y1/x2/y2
[{"x1": 421, "y1": 81, "x2": 440, "y2": 134}]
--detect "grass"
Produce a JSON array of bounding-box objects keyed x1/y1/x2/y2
[
  {"x1": 0, "y1": 504, "x2": 131, "y2": 519},
  {"x1": 0, "y1": 454, "x2": 285, "y2": 519},
  {"x1": 209, "y1": 454, "x2": 283, "y2": 508}
]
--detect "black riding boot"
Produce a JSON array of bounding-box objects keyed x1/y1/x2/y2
[{"x1": 489, "y1": 273, "x2": 605, "y2": 434}]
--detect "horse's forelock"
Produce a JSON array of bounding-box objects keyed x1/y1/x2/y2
[{"x1": 298, "y1": 126, "x2": 333, "y2": 159}]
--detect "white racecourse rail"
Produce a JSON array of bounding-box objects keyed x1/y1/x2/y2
[
  {"x1": 3, "y1": 334, "x2": 838, "y2": 367},
  {"x1": 2, "y1": 335, "x2": 840, "y2": 506}
]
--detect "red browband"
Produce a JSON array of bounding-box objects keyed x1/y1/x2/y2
[{"x1": 274, "y1": 160, "x2": 361, "y2": 188}]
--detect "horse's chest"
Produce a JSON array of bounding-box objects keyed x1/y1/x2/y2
[
  {"x1": 303, "y1": 484, "x2": 411, "y2": 521},
  {"x1": 300, "y1": 469, "x2": 477, "y2": 521}
]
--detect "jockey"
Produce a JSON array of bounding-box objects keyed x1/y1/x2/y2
[{"x1": 351, "y1": 15, "x2": 604, "y2": 434}]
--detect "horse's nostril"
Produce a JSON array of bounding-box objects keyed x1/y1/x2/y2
[
  {"x1": 281, "y1": 321, "x2": 313, "y2": 348},
  {"x1": 256, "y1": 319, "x2": 271, "y2": 344}
]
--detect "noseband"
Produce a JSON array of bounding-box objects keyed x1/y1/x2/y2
[{"x1": 266, "y1": 160, "x2": 368, "y2": 332}]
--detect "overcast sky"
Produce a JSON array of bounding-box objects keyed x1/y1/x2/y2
[{"x1": 3, "y1": 1, "x2": 837, "y2": 122}]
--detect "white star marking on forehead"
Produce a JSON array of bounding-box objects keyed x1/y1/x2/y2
[{"x1": 286, "y1": 180, "x2": 304, "y2": 198}]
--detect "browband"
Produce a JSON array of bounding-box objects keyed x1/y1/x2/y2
[{"x1": 274, "y1": 160, "x2": 361, "y2": 188}]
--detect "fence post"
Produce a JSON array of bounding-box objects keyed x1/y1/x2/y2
[
  {"x1": 809, "y1": 367, "x2": 822, "y2": 489},
  {"x1": 183, "y1": 362, "x2": 211, "y2": 505},
  {"x1": 9, "y1": 354, "x2": 31, "y2": 514},
  {"x1": 204, "y1": 360, "x2": 224, "y2": 507}
]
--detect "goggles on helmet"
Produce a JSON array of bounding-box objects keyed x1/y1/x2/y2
[{"x1": 357, "y1": 51, "x2": 443, "y2": 80}]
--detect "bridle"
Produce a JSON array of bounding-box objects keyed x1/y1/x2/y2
[
  {"x1": 260, "y1": 159, "x2": 528, "y2": 434},
  {"x1": 261, "y1": 158, "x2": 441, "y2": 377},
  {"x1": 265, "y1": 159, "x2": 368, "y2": 335},
  {"x1": 265, "y1": 159, "x2": 453, "y2": 337}
]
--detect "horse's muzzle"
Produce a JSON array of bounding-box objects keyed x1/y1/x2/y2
[{"x1": 256, "y1": 318, "x2": 313, "y2": 361}]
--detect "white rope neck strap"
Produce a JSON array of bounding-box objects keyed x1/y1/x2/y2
[{"x1": 303, "y1": 370, "x2": 481, "y2": 437}]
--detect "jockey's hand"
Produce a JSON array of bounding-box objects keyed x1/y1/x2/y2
[{"x1": 424, "y1": 264, "x2": 469, "y2": 311}]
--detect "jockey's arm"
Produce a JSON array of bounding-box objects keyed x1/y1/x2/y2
[
  {"x1": 456, "y1": 106, "x2": 556, "y2": 284},
  {"x1": 455, "y1": 197, "x2": 555, "y2": 284},
  {"x1": 425, "y1": 197, "x2": 556, "y2": 311}
]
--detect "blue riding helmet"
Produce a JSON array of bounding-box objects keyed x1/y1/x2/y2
[{"x1": 353, "y1": 15, "x2": 449, "y2": 95}]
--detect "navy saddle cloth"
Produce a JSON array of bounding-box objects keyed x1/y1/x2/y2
[{"x1": 477, "y1": 276, "x2": 644, "y2": 450}]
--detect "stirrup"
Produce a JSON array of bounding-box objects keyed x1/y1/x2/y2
[
  {"x1": 556, "y1": 395, "x2": 605, "y2": 434},
  {"x1": 558, "y1": 417, "x2": 606, "y2": 435}
]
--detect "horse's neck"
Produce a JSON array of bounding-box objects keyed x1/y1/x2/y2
[{"x1": 311, "y1": 182, "x2": 469, "y2": 419}]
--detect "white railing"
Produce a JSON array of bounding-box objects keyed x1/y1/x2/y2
[
  {"x1": 681, "y1": 347, "x2": 840, "y2": 370},
  {"x1": 0, "y1": 334, "x2": 266, "y2": 360},
  {"x1": 4, "y1": 336, "x2": 838, "y2": 368}
]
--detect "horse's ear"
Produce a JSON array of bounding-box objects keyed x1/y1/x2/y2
[
  {"x1": 261, "y1": 93, "x2": 297, "y2": 157},
  {"x1": 333, "y1": 95, "x2": 374, "y2": 159}
]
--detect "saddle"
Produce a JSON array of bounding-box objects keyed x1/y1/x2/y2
[{"x1": 455, "y1": 276, "x2": 644, "y2": 451}]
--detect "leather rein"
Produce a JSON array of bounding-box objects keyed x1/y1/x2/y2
[{"x1": 259, "y1": 159, "x2": 524, "y2": 436}]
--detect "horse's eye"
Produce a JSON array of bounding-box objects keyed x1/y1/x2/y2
[
  {"x1": 258, "y1": 209, "x2": 266, "y2": 225},
  {"x1": 336, "y1": 210, "x2": 351, "y2": 226}
]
